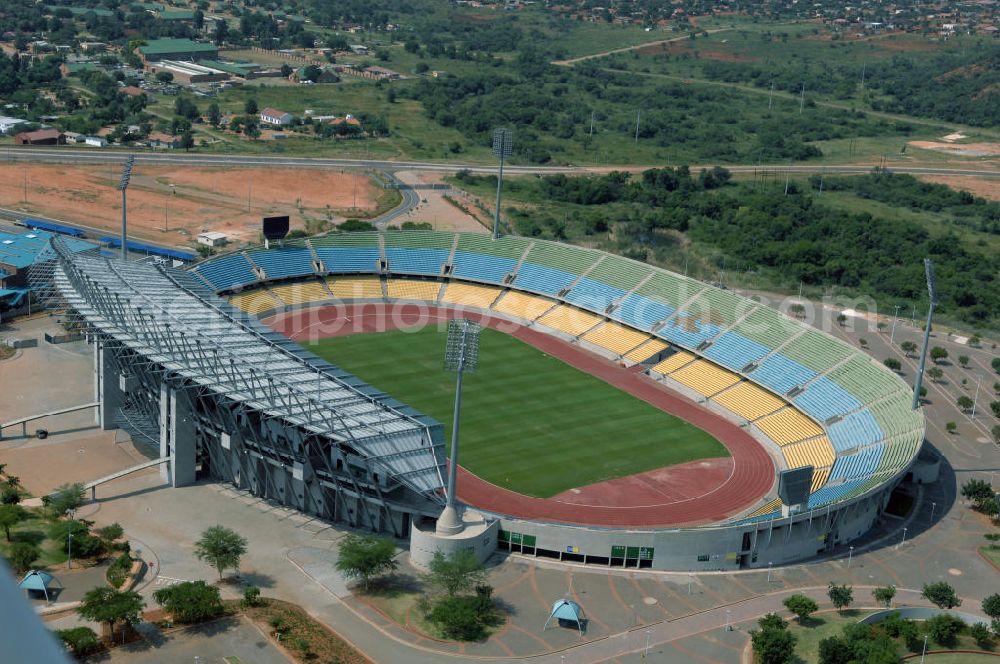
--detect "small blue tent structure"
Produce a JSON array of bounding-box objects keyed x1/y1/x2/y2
[
  {"x1": 543, "y1": 599, "x2": 586, "y2": 635},
  {"x1": 18, "y1": 570, "x2": 62, "y2": 603}
]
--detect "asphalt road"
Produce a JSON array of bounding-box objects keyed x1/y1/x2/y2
[{"x1": 4, "y1": 146, "x2": 1000, "y2": 178}]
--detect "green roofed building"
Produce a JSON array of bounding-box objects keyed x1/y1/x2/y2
[
  {"x1": 138, "y1": 38, "x2": 217, "y2": 62},
  {"x1": 160, "y1": 9, "x2": 195, "y2": 20}
]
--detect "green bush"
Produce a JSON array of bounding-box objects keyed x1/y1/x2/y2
[
  {"x1": 106, "y1": 552, "x2": 132, "y2": 588},
  {"x1": 57, "y1": 626, "x2": 101, "y2": 656},
  {"x1": 926, "y1": 614, "x2": 963, "y2": 647},
  {"x1": 243, "y1": 585, "x2": 261, "y2": 608},
  {"x1": 7, "y1": 542, "x2": 39, "y2": 573},
  {"x1": 152, "y1": 581, "x2": 224, "y2": 624}
]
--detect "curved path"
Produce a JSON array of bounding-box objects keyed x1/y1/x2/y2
[{"x1": 265, "y1": 302, "x2": 775, "y2": 527}]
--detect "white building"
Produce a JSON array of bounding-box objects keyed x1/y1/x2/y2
[
  {"x1": 197, "y1": 231, "x2": 228, "y2": 247},
  {"x1": 0, "y1": 117, "x2": 28, "y2": 134},
  {"x1": 260, "y1": 107, "x2": 293, "y2": 126}
]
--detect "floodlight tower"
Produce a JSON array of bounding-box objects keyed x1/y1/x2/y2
[
  {"x1": 437, "y1": 318, "x2": 481, "y2": 535},
  {"x1": 117, "y1": 155, "x2": 135, "y2": 260},
  {"x1": 491, "y1": 127, "x2": 513, "y2": 240},
  {"x1": 911, "y1": 258, "x2": 938, "y2": 410}
]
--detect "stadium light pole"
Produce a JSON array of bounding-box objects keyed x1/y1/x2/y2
[
  {"x1": 117, "y1": 155, "x2": 135, "y2": 260},
  {"x1": 437, "y1": 318, "x2": 481, "y2": 535},
  {"x1": 889, "y1": 304, "x2": 901, "y2": 344},
  {"x1": 491, "y1": 128, "x2": 513, "y2": 241},
  {"x1": 911, "y1": 259, "x2": 938, "y2": 410}
]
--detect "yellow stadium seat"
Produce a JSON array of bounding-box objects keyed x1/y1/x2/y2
[
  {"x1": 624, "y1": 339, "x2": 669, "y2": 363},
  {"x1": 228, "y1": 289, "x2": 282, "y2": 314},
  {"x1": 651, "y1": 350, "x2": 695, "y2": 375},
  {"x1": 536, "y1": 305, "x2": 603, "y2": 337},
  {"x1": 712, "y1": 382, "x2": 785, "y2": 421},
  {"x1": 670, "y1": 359, "x2": 741, "y2": 397},
  {"x1": 755, "y1": 408, "x2": 823, "y2": 446},
  {"x1": 810, "y1": 467, "x2": 831, "y2": 493},
  {"x1": 492, "y1": 291, "x2": 557, "y2": 321},
  {"x1": 269, "y1": 280, "x2": 333, "y2": 306},
  {"x1": 440, "y1": 282, "x2": 503, "y2": 309},
  {"x1": 386, "y1": 279, "x2": 441, "y2": 302},
  {"x1": 581, "y1": 322, "x2": 653, "y2": 356},
  {"x1": 746, "y1": 498, "x2": 781, "y2": 518},
  {"x1": 782, "y1": 436, "x2": 836, "y2": 470},
  {"x1": 326, "y1": 276, "x2": 383, "y2": 300}
]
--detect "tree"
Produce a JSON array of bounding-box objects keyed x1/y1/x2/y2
[
  {"x1": 97, "y1": 523, "x2": 124, "y2": 545},
  {"x1": 958, "y1": 395, "x2": 974, "y2": 412},
  {"x1": 244, "y1": 98, "x2": 258, "y2": 116},
  {"x1": 426, "y1": 589, "x2": 499, "y2": 641},
  {"x1": 180, "y1": 130, "x2": 195, "y2": 151},
  {"x1": 243, "y1": 585, "x2": 261, "y2": 608},
  {"x1": 7, "y1": 542, "x2": 39, "y2": 573},
  {"x1": 993, "y1": 357, "x2": 1000, "y2": 374},
  {"x1": 50, "y1": 519, "x2": 103, "y2": 557},
  {"x1": 335, "y1": 533, "x2": 398, "y2": 591},
  {"x1": 983, "y1": 593, "x2": 1000, "y2": 621},
  {"x1": 927, "y1": 366, "x2": 943, "y2": 382},
  {"x1": 207, "y1": 102, "x2": 221, "y2": 127},
  {"x1": 751, "y1": 613, "x2": 797, "y2": 664},
  {"x1": 789, "y1": 303, "x2": 806, "y2": 318},
  {"x1": 423, "y1": 549, "x2": 487, "y2": 597},
  {"x1": 818, "y1": 635, "x2": 853, "y2": 664},
  {"x1": 827, "y1": 583, "x2": 853, "y2": 612},
  {"x1": 959, "y1": 355, "x2": 970, "y2": 368},
  {"x1": 901, "y1": 341, "x2": 917, "y2": 357},
  {"x1": 0, "y1": 503, "x2": 27, "y2": 541},
  {"x1": 872, "y1": 585, "x2": 896, "y2": 608},
  {"x1": 993, "y1": 425, "x2": 1000, "y2": 444},
  {"x1": 153, "y1": 580, "x2": 223, "y2": 623},
  {"x1": 991, "y1": 400, "x2": 1000, "y2": 419},
  {"x1": 883, "y1": 358, "x2": 901, "y2": 372},
  {"x1": 155, "y1": 70, "x2": 174, "y2": 84},
  {"x1": 970, "y1": 622, "x2": 993, "y2": 648},
  {"x1": 193, "y1": 525, "x2": 247, "y2": 580},
  {"x1": 930, "y1": 346, "x2": 948, "y2": 363},
  {"x1": 962, "y1": 479, "x2": 994, "y2": 504},
  {"x1": 48, "y1": 483, "x2": 85, "y2": 515},
  {"x1": 76, "y1": 586, "x2": 145, "y2": 641},
  {"x1": 970, "y1": 335, "x2": 982, "y2": 347},
  {"x1": 946, "y1": 421, "x2": 957, "y2": 434},
  {"x1": 783, "y1": 594, "x2": 818, "y2": 622},
  {"x1": 57, "y1": 626, "x2": 101, "y2": 657},
  {"x1": 922, "y1": 582, "x2": 961, "y2": 609},
  {"x1": 837, "y1": 313, "x2": 847, "y2": 326},
  {"x1": 926, "y1": 614, "x2": 963, "y2": 647},
  {"x1": 213, "y1": 19, "x2": 229, "y2": 46}
]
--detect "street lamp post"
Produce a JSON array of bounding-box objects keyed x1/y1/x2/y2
[
  {"x1": 437, "y1": 319, "x2": 482, "y2": 535},
  {"x1": 725, "y1": 609, "x2": 732, "y2": 631},
  {"x1": 117, "y1": 155, "x2": 135, "y2": 260},
  {"x1": 848, "y1": 546, "x2": 854, "y2": 568},
  {"x1": 920, "y1": 634, "x2": 928, "y2": 664},
  {"x1": 65, "y1": 508, "x2": 75, "y2": 570},
  {"x1": 897, "y1": 527, "x2": 908, "y2": 550},
  {"x1": 889, "y1": 305, "x2": 902, "y2": 344},
  {"x1": 644, "y1": 629, "x2": 651, "y2": 657},
  {"x1": 930, "y1": 502, "x2": 937, "y2": 522},
  {"x1": 491, "y1": 128, "x2": 513, "y2": 240},
  {"x1": 767, "y1": 561, "x2": 773, "y2": 582}
]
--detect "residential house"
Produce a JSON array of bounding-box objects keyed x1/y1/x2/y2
[
  {"x1": 14, "y1": 128, "x2": 65, "y2": 145},
  {"x1": 148, "y1": 132, "x2": 181, "y2": 149},
  {"x1": 260, "y1": 107, "x2": 294, "y2": 126}
]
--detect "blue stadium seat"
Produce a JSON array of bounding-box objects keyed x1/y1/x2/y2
[
  {"x1": 564, "y1": 278, "x2": 625, "y2": 313},
  {"x1": 793, "y1": 377, "x2": 863, "y2": 421},
  {"x1": 749, "y1": 354, "x2": 815, "y2": 394},
  {"x1": 828, "y1": 444, "x2": 884, "y2": 482},
  {"x1": 194, "y1": 253, "x2": 258, "y2": 290},
  {"x1": 807, "y1": 477, "x2": 868, "y2": 509},
  {"x1": 655, "y1": 316, "x2": 721, "y2": 348},
  {"x1": 315, "y1": 247, "x2": 380, "y2": 273},
  {"x1": 827, "y1": 410, "x2": 883, "y2": 453},
  {"x1": 248, "y1": 248, "x2": 313, "y2": 280},
  {"x1": 513, "y1": 263, "x2": 578, "y2": 295},
  {"x1": 385, "y1": 248, "x2": 449, "y2": 276},
  {"x1": 451, "y1": 251, "x2": 517, "y2": 284},
  {"x1": 611, "y1": 293, "x2": 674, "y2": 331},
  {"x1": 703, "y1": 332, "x2": 771, "y2": 372}
]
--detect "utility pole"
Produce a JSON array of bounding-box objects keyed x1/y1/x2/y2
[
  {"x1": 799, "y1": 82, "x2": 805, "y2": 114},
  {"x1": 768, "y1": 81, "x2": 774, "y2": 110},
  {"x1": 860, "y1": 62, "x2": 866, "y2": 91},
  {"x1": 634, "y1": 110, "x2": 641, "y2": 144},
  {"x1": 589, "y1": 110, "x2": 595, "y2": 137},
  {"x1": 889, "y1": 305, "x2": 901, "y2": 344}
]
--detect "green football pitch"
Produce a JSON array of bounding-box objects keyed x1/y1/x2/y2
[{"x1": 308, "y1": 327, "x2": 727, "y2": 498}]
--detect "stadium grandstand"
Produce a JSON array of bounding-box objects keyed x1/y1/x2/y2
[{"x1": 41, "y1": 230, "x2": 925, "y2": 570}]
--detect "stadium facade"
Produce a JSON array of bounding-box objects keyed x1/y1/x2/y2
[{"x1": 38, "y1": 230, "x2": 925, "y2": 570}]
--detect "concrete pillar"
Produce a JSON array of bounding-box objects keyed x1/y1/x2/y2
[
  {"x1": 159, "y1": 382, "x2": 171, "y2": 484},
  {"x1": 169, "y1": 388, "x2": 196, "y2": 488},
  {"x1": 96, "y1": 342, "x2": 122, "y2": 430}
]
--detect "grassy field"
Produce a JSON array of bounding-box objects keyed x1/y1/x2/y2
[{"x1": 307, "y1": 327, "x2": 726, "y2": 498}]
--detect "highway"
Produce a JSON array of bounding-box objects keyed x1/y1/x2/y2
[{"x1": 4, "y1": 146, "x2": 1000, "y2": 178}]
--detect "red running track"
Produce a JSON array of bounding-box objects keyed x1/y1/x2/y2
[{"x1": 265, "y1": 303, "x2": 775, "y2": 527}]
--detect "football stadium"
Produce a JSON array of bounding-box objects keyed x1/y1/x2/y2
[{"x1": 37, "y1": 230, "x2": 925, "y2": 571}]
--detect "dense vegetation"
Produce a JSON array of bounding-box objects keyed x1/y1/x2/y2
[{"x1": 456, "y1": 167, "x2": 1000, "y2": 328}]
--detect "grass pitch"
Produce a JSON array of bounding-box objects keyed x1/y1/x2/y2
[{"x1": 309, "y1": 327, "x2": 727, "y2": 498}]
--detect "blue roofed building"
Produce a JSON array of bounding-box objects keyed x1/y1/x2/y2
[{"x1": 0, "y1": 229, "x2": 94, "y2": 309}]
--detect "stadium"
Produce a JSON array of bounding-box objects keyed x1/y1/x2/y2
[{"x1": 39, "y1": 229, "x2": 925, "y2": 572}]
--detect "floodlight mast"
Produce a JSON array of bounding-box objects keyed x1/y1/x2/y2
[
  {"x1": 117, "y1": 155, "x2": 135, "y2": 260},
  {"x1": 438, "y1": 318, "x2": 481, "y2": 535},
  {"x1": 911, "y1": 258, "x2": 938, "y2": 410},
  {"x1": 491, "y1": 128, "x2": 513, "y2": 241}
]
